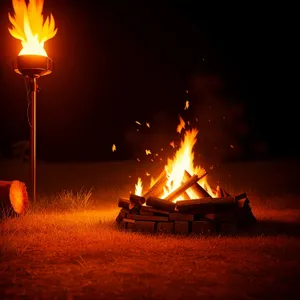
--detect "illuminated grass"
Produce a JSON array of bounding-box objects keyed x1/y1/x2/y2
[
  {"x1": 1, "y1": 194, "x2": 300, "y2": 299},
  {"x1": 34, "y1": 188, "x2": 94, "y2": 213}
]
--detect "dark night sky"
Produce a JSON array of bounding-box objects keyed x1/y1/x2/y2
[{"x1": 0, "y1": 0, "x2": 297, "y2": 161}]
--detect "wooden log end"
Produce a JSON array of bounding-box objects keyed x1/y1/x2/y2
[
  {"x1": 118, "y1": 198, "x2": 130, "y2": 209},
  {"x1": 0, "y1": 180, "x2": 29, "y2": 217},
  {"x1": 130, "y1": 194, "x2": 146, "y2": 205},
  {"x1": 146, "y1": 197, "x2": 176, "y2": 212}
]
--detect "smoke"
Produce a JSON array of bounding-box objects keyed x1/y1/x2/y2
[
  {"x1": 188, "y1": 74, "x2": 250, "y2": 163},
  {"x1": 122, "y1": 73, "x2": 266, "y2": 164}
]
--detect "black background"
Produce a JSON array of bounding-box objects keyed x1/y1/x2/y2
[{"x1": 0, "y1": 0, "x2": 297, "y2": 161}]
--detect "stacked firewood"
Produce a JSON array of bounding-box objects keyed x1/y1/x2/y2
[{"x1": 116, "y1": 170, "x2": 256, "y2": 235}]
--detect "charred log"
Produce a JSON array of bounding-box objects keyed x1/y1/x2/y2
[
  {"x1": 143, "y1": 170, "x2": 167, "y2": 198},
  {"x1": 146, "y1": 196, "x2": 176, "y2": 212},
  {"x1": 176, "y1": 196, "x2": 236, "y2": 214},
  {"x1": 129, "y1": 194, "x2": 146, "y2": 205},
  {"x1": 118, "y1": 198, "x2": 130, "y2": 210}
]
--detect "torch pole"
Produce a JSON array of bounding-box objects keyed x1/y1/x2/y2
[
  {"x1": 30, "y1": 76, "x2": 38, "y2": 206},
  {"x1": 13, "y1": 54, "x2": 53, "y2": 206}
]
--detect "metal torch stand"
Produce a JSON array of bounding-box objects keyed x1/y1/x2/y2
[
  {"x1": 14, "y1": 54, "x2": 53, "y2": 207},
  {"x1": 29, "y1": 76, "x2": 38, "y2": 206}
]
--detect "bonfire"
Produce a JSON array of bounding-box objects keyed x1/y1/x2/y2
[{"x1": 116, "y1": 116, "x2": 256, "y2": 234}]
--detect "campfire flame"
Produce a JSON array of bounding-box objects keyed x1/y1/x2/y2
[
  {"x1": 8, "y1": 0, "x2": 57, "y2": 56},
  {"x1": 135, "y1": 177, "x2": 143, "y2": 196},
  {"x1": 135, "y1": 116, "x2": 216, "y2": 201}
]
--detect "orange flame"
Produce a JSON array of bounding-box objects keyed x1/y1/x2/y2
[
  {"x1": 176, "y1": 115, "x2": 185, "y2": 133},
  {"x1": 162, "y1": 128, "x2": 202, "y2": 199},
  {"x1": 134, "y1": 117, "x2": 216, "y2": 200},
  {"x1": 8, "y1": 0, "x2": 57, "y2": 56},
  {"x1": 184, "y1": 100, "x2": 189, "y2": 110},
  {"x1": 135, "y1": 177, "x2": 143, "y2": 196}
]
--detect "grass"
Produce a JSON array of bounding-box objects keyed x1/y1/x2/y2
[
  {"x1": 0, "y1": 160, "x2": 300, "y2": 299},
  {"x1": 35, "y1": 188, "x2": 94, "y2": 212},
  {"x1": 1, "y1": 192, "x2": 300, "y2": 299}
]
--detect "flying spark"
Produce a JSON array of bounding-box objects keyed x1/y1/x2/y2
[
  {"x1": 184, "y1": 101, "x2": 189, "y2": 110},
  {"x1": 176, "y1": 115, "x2": 185, "y2": 133}
]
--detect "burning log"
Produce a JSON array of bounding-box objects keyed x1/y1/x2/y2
[
  {"x1": 165, "y1": 172, "x2": 208, "y2": 202},
  {"x1": 216, "y1": 186, "x2": 224, "y2": 198},
  {"x1": 169, "y1": 213, "x2": 194, "y2": 222},
  {"x1": 146, "y1": 196, "x2": 176, "y2": 212},
  {"x1": 127, "y1": 214, "x2": 169, "y2": 222},
  {"x1": 235, "y1": 193, "x2": 247, "y2": 202},
  {"x1": 116, "y1": 192, "x2": 256, "y2": 234},
  {"x1": 204, "y1": 193, "x2": 256, "y2": 225},
  {"x1": 129, "y1": 194, "x2": 145, "y2": 205},
  {"x1": 140, "y1": 206, "x2": 170, "y2": 215},
  {"x1": 116, "y1": 208, "x2": 129, "y2": 223},
  {"x1": 215, "y1": 186, "x2": 231, "y2": 197},
  {"x1": 129, "y1": 194, "x2": 146, "y2": 205},
  {"x1": 176, "y1": 196, "x2": 236, "y2": 214},
  {"x1": 129, "y1": 194, "x2": 145, "y2": 214},
  {"x1": 0, "y1": 180, "x2": 29, "y2": 218},
  {"x1": 235, "y1": 195, "x2": 257, "y2": 227},
  {"x1": 183, "y1": 170, "x2": 211, "y2": 198},
  {"x1": 143, "y1": 170, "x2": 167, "y2": 198},
  {"x1": 182, "y1": 191, "x2": 191, "y2": 200},
  {"x1": 118, "y1": 198, "x2": 130, "y2": 210}
]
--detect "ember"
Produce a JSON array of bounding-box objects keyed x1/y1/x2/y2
[{"x1": 116, "y1": 116, "x2": 256, "y2": 234}]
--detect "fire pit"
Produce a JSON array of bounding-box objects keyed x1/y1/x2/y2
[{"x1": 116, "y1": 119, "x2": 256, "y2": 235}]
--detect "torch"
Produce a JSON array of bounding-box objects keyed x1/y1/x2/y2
[{"x1": 8, "y1": 0, "x2": 57, "y2": 205}]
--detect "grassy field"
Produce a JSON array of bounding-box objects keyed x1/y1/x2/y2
[{"x1": 1, "y1": 159, "x2": 300, "y2": 299}]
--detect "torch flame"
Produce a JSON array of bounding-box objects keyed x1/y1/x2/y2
[{"x1": 8, "y1": 0, "x2": 57, "y2": 56}]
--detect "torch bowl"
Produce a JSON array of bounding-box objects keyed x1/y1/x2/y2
[{"x1": 14, "y1": 55, "x2": 53, "y2": 77}]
